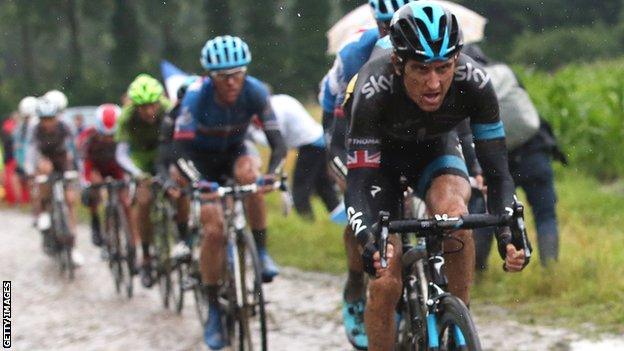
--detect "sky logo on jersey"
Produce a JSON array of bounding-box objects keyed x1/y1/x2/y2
[
  {"x1": 347, "y1": 150, "x2": 381, "y2": 169},
  {"x1": 362, "y1": 74, "x2": 393, "y2": 98},
  {"x1": 455, "y1": 62, "x2": 490, "y2": 89}
]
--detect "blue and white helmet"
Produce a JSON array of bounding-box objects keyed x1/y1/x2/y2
[
  {"x1": 390, "y1": 1, "x2": 463, "y2": 62},
  {"x1": 200, "y1": 35, "x2": 252, "y2": 71},
  {"x1": 369, "y1": 0, "x2": 415, "y2": 21}
]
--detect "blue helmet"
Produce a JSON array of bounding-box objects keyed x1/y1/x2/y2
[
  {"x1": 200, "y1": 35, "x2": 251, "y2": 71},
  {"x1": 390, "y1": 1, "x2": 463, "y2": 62},
  {"x1": 369, "y1": 0, "x2": 414, "y2": 21}
]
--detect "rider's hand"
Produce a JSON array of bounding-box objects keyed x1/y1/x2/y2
[
  {"x1": 362, "y1": 241, "x2": 394, "y2": 277},
  {"x1": 259, "y1": 174, "x2": 276, "y2": 193},
  {"x1": 504, "y1": 244, "x2": 526, "y2": 272},
  {"x1": 475, "y1": 174, "x2": 487, "y2": 194}
]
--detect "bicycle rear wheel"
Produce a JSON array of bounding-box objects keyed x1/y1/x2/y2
[
  {"x1": 436, "y1": 295, "x2": 482, "y2": 351},
  {"x1": 227, "y1": 231, "x2": 267, "y2": 351}
]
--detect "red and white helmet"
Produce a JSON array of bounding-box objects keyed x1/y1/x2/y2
[{"x1": 95, "y1": 103, "x2": 121, "y2": 135}]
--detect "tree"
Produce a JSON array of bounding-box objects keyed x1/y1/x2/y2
[
  {"x1": 65, "y1": 0, "x2": 83, "y2": 90},
  {"x1": 15, "y1": 1, "x2": 36, "y2": 91},
  {"x1": 205, "y1": 0, "x2": 232, "y2": 36},
  {"x1": 290, "y1": 0, "x2": 330, "y2": 97},
  {"x1": 111, "y1": 0, "x2": 140, "y2": 93},
  {"x1": 240, "y1": 0, "x2": 289, "y2": 91}
]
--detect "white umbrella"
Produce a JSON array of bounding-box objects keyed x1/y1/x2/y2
[{"x1": 326, "y1": 1, "x2": 487, "y2": 55}]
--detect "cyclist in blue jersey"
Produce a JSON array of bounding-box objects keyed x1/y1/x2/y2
[
  {"x1": 318, "y1": 1, "x2": 417, "y2": 349},
  {"x1": 171, "y1": 35, "x2": 287, "y2": 350}
]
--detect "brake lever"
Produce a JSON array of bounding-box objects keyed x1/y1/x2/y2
[
  {"x1": 512, "y1": 199, "x2": 533, "y2": 268},
  {"x1": 378, "y1": 211, "x2": 390, "y2": 269}
]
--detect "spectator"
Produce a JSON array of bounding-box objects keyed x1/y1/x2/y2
[
  {"x1": 464, "y1": 44, "x2": 566, "y2": 268},
  {"x1": 248, "y1": 94, "x2": 340, "y2": 219},
  {"x1": 1, "y1": 112, "x2": 21, "y2": 205}
]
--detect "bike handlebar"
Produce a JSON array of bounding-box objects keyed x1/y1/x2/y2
[
  {"x1": 378, "y1": 199, "x2": 532, "y2": 269},
  {"x1": 193, "y1": 174, "x2": 289, "y2": 198}
]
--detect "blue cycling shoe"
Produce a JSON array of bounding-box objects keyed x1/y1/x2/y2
[
  {"x1": 258, "y1": 248, "x2": 279, "y2": 283},
  {"x1": 342, "y1": 295, "x2": 368, "y2": 350},
  {"x1": 204, "y1": 305, "x2": 227, "y2": 350}
]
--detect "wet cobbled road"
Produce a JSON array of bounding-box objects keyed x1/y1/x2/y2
[{"x1": 1, "y1": 209, "x2": 622, "y2": 351}]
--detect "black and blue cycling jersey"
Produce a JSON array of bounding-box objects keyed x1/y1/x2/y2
[
  {"x1": 344, "y1": 51, "x2": 515, "y2": 245},
  {"x1": 173, "y1": 75, "x2": 286, "y2": 174}
]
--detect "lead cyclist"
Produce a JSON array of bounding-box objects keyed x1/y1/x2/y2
[{"x1": 343, "y1": 2, "x2": 527, "y2": 350}]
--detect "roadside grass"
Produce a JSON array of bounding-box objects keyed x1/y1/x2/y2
[{"x1": 265, "y1": 166, "x2": 624, "y2": 332}]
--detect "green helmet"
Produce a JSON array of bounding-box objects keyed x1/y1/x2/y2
[{"x1": 127, "y1": 74, "x2": 164, "y2": 105}]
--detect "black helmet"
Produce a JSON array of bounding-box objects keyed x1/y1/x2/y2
[{"x1": 390, "y1": 1, "x2": 463, "y2": 62}]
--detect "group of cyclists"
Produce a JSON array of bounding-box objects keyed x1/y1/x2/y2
[{"x1": 10, "y1": 1, "x2": 532, "y2": 350}]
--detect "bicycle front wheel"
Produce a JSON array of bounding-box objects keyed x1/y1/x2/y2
[
  {"x1": 228, "y1": 231, "x2": 267, "y2": 351},
  {"x1": 436, "y1": 295, "x2": 482, "y2": 351}
]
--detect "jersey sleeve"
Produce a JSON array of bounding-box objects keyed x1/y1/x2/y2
[
  {"x1": 344, "y1": 69, "x2": 387, "y2": 246},
  {"x1": 460, "y1": 58, "x2": 515, "y2": 216}
]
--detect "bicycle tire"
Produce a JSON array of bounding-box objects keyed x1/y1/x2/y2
[
  {"x1": 228, "y1": 231, "x2": 267, "y2": 351},
  {"x1": 105, "y1": 204, "x2": 122, "y2": 294},
  {"x1": 56, "y1": 199, "x2": 74, "y2": 281},
  {"x1": 192, "y1": 261, "x2": 209, "y2": 327},
  {"x1": 436, "y1": 295, "x2": 482, "y2": 351},
  {"x1": 118, "y1": 204, "x2": 135, "y2": 299}
]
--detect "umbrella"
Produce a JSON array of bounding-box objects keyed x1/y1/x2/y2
[{"x1": 326, "y1": 1, "x2": 487, "y2": 55}]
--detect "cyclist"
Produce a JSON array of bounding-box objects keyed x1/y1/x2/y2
[
  {"x1": 16, "y1": 97, "x2": 41, "y2": 200},
  {"x1": 25, "y1": 96, "x2": 79, "y2": 258},
  {"x1": 78, "y1": 104, "x2": 125, "y2": 247},
  {"x1": 115, "y1": 74, "x2": 172, "y2": 287},
  {"x1": 343, "y1": 2, "x2": 527, "y2": 350},
  {"x1": 171, "y1": 35, "x2": 286, "y2": 349},
  {"x1": 318, "y1": 1, "x2": 417, "y2": 348}
]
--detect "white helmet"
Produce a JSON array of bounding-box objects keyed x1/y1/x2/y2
[
  {"x1": 44, "y1": 89, "x2": 68, "y2": 111},
  {"x1": 36, "y1": 96, "x2": 60, "y2": 118},
  {"x1": 18, "y1": 96, "x2": 38, "y2": 118}
]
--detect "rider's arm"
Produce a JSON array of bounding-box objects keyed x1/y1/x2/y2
[
  {"x1": 468, "y1": 74, "x2": 516, "y2": 257},
  {"x1": 254, "y1": 89, "x2": 286, "y2": 174},
  {"x1": 115, "y1": 142, "x2": 142, "y2": 177},
  {"x1": 343, "y1": 74, "x2": 385, "y2": 249},
  {"x1": 23, "y1": 133, "x2": 40, "y2": 176}
]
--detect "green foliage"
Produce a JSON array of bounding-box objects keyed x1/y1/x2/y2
[
  {"x1": 509, "y1": 23, "x2": 622, "y2": 69},
  {"x1": 472, "y1": 169, "x2": 624, "y2": 332},
  {"x1": 265, "y1": 167, "x2": 624, "y2": 331},
  {"x1": 516, "y1": 59, "x2": 624, "y2": 180}
]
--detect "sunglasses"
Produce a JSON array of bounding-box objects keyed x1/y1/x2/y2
[{"x1": 210, "y1": 67, "x2": 247, "y2": 80}]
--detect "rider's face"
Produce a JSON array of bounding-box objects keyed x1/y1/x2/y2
[
  {"x1": 400, "y1": 56, "x2": 457, "y2": 112},
  {"x1": 136, "y1": 103, "x2": 160, "y2": 123},
  {"x1": 211, "y1": 67, "x2": 246, "y2": 106}
]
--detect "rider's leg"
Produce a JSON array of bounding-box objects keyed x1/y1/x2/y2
[
  {"x1": 365, "y1": 235, "x2": 403, "y2": 351},
  {"x1": 199, "y1": 202, "x2": 227, "y2": 348},
  {"x1": 425, "y1": 174, "x2": 472, "y2": 305},
  {"x1": 344, "y1": 226, "x2": 365, "y2": 301},
  {"x1": 175, "y1": 193, "x2": 190, "y2": 245},
  {"x1": 199, "y1": 202, "x2": 226, "y2": 287},
  {"x1": 292, "y1": 145, "x2": 318, "y2": 219},
  {"x1": 134, "y1": 180, "x2": 154, "y2": 260},
  {"x1": 85, "y1": 170, "x2": 104, "y2": 246},
  {"x1": 233, "y1": 155, "x2": 279, "y2": 280},
  {"x1": 234, "y1": 155, "x2": 265, "y2": 242}
]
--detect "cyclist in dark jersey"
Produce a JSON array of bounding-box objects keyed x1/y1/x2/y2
[
  {"x1": 26, "y1": 96, "x2": 79, "y2": 256},
  {"x1": 171, "y1": 35, "x2": 287, "y2": 349},
  {"x1": 344, "y1": 3, "x2": 527, "y2": 350},
  {"x1": 78, "y1": 104, "x2": 125, "y2": 247},
  {"x1": 319, "y1": 2, "x2": 417, "y2": 348}
]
